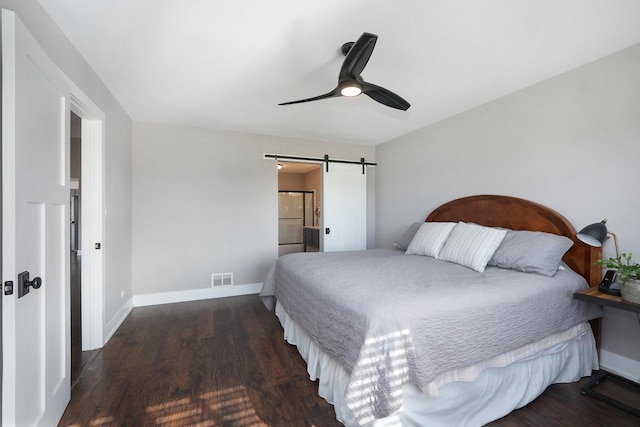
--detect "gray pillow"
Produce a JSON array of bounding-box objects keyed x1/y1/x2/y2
[
  {"x1": 488, "y1": 230, "x2": 573, "y2": 276},
  {"x1": 396, "y1": 222, "x2": 423, "y2": 251}
]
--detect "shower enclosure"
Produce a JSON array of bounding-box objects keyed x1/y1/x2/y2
[{"x1": 278, "y1": 191, "x2": 314, "y2": 256}]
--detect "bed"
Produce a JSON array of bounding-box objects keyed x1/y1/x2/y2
[{"x1": 261, "y1": 195, "x2": 604, "y2": 426}]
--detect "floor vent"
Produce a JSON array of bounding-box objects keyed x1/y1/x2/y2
[{"x1": 211, "y1": 272, "x2": 233, "y2": 287}]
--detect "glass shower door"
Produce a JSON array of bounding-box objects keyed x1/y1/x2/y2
[
  {"x1": 278, "y1": 192, "x2": 304, "y2": 245},
  {"x1": 278, "y1": 191, "x2": 315, "y2": 255}
]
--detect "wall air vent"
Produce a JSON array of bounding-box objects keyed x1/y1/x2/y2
[{"x1": 211, "y1": 272, "x2": 233, "y2": 287}]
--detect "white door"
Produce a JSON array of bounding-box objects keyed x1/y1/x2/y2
[
  {"x1": 2, "y1": 9, "x2": 71, "y2": 427},
  {"x1": 322, "y1": 163, "x2": 367, "y2": 252}
]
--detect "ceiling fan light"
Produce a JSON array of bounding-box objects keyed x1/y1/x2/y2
[{"x1": 340, "y1": 84, "x2": 362, "y2": 97}]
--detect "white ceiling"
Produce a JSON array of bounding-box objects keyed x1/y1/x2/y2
[{"x1": 40, "y1": 0, "x2": 640, "y2": 146}]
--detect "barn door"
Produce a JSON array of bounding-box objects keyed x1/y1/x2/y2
[{"x1": 322, "y1": 163, "x2": 367, "y2": 252}]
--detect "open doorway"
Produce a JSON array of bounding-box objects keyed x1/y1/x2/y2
[
  {"x1": 277, "y1": 162, "x2": 321, "y2": 256},
  {"x1": 69, "y1": 112, "x2": 86, "y2": 384}
]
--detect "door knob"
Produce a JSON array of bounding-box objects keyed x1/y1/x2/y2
[{"x1": 17, "y1": 271, "x2": 42, "y2": 298}]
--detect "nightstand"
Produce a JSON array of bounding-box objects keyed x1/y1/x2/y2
[{"x1": 574, "y1": 288, "x2": 640, "y2": 417}]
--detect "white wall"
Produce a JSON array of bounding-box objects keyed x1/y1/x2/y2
[
  {"x1": 1, "y1": 1, "x2": 133, "y2": 338},
  {"x1": 132, "y1": 122, "x2": 375, "y2": 297},
  {"x1": 375, "y1": 43, "x2": 640, "y2": 380}
]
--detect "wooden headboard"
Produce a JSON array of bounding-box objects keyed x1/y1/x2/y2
[{"x1": 425, "y1": 195, "x2": 602, "y2": 287}]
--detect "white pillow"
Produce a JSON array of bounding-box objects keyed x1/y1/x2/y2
[
  {"x1": 438, "y1": 222, "x2": 507, "y2": 272},
  {"x1": 405, "y1": 222, "x2": 456, "y2": 257}
]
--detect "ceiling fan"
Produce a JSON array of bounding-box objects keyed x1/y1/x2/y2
[{"x1": 279, "y1": 32, "x2": 410, "y2": 111}]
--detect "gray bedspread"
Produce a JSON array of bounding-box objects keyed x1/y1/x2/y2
[{"x1": 261, "y1": 248, "x2": 601, "y2": 425}]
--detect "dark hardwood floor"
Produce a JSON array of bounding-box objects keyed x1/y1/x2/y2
[{"x1": 60, "y1": 295, "x2": 640, "y2": 426}]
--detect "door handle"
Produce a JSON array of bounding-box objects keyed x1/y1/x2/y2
[
  {"x1": 3, "y1": 281, "x2": 13, "y2": 296},
  {"x1": 17, "y1": 271, "x2": 42, "y2": 298}
]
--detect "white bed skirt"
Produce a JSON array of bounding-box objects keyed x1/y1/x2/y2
[{"x1": 275, "y1": 302, "x2": 599, "y2": 427}]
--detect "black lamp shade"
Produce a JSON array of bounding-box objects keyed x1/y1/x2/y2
[{"x1": 577, "y1": 220, "x2": 608, "y2": 247}]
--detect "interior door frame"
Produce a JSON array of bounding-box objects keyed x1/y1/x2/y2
[
  {"x1": 275, "y1": 159, "x2": 323, "y2": 249},
  {"x1": 1, "y1": 14, "x2": 3, "y2": 421},
  {"x1": 0, "y1": 10, "x2": 104, "y2": 425},
  {"x1": 68, "y1": 85, "x2": 105, "y2": 351}
]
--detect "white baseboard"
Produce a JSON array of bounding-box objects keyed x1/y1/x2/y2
[
  {"x1": 132, "y1": 283, "x2": 263, "y2": 308},
  {"x1": 103, "y1": 297, "x2": 133, "y2": 345},
  {"x1": 599, "y1": 349, "x2": 640, "y2": 382}
]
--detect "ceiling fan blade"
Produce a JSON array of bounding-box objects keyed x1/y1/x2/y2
[
  {"x1": 279, "y1": 33, "x2": 409, "y2": 111},
  {"x1": 278, "y1": 88, "x2": 340, "y2": 106},
  {"x1": 362, "y1": 82, "x2": 410, "y2": 111},
  {"x1": 339, "y1": 32, "x2": 377, "y2": 80}
]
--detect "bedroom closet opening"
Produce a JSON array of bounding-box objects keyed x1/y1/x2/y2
[{"x1": 277, "y1": 162, "x2": 321, "y2": 256}]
